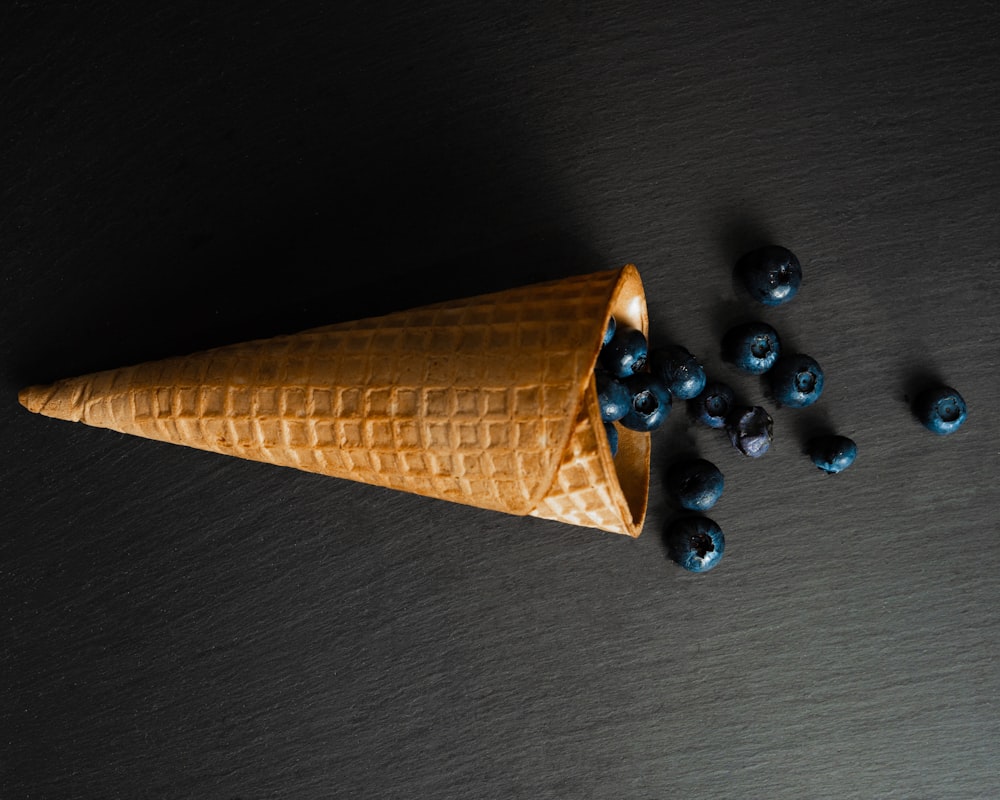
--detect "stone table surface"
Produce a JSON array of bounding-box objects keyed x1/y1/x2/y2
[{"x1": 2, "y1": 2, "x2": 998, "y2": 798}]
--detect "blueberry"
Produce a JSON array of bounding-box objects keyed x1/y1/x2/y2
[
  {"x1": 722, "y1": 321, "x2": 781, "y2": 374},
  {"x1": 619, "y1": 373, "x2": 672, "y2": 432},
  {"x1": 914, "y1": 385, "x2": 968, "y2": 435},
  {"x1": 600, "y1": 328, "x2": 648, "y2": 378},
  {"x1": 602, "y1": 315, "x2": 617, "y2": 347},
  {"x1": 770, "y1": 354, "x2": 824, "y2": 408},
  {"x1": 736, "y1": 245, "x2": 802, "y2": 306},
  {"x1": 595, "y1": 369, "x2": 631, "y2": 422},
  {"x1": 807, "y1": 435, "x2": 857, "y2": 473},
  {"x1": 649, "y1": 345, "x2": 707, "y2": 400},
  {"x1": 604, "y1": 422, "x2": 619, "y2": 457},
  {"x1": 726, "y1": 406, "x2": 773, "y2": 458},
  {"x1": 666, "y1": 516, "x2": 725, "y2": 573},
  {"x1": 690, "y1": 380, "x2": 735, "y2": 429},
  {"x1": 666, "y1": 458, "x2": 724, "y2": 511}
]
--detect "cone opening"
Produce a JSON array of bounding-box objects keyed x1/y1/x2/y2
[
  {"x1": 603, "y1": 265, "x2": 650, "y2": 536},
  {"x1": 562, "y1": 264, "x2": 648, "y2": 537}
]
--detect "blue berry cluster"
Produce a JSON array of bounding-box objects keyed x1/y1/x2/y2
[
  {"x1": 596, "y1": 320, "x2": 710, "y2": 447},
  {"x1": 595, "y1": 321, "x2": 729, "y2": 572},
  {"x1": 605, "y1": 243, "x2": 968, "y2": 575}
]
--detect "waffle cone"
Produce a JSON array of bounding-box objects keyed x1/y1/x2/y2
[{"x1": 19, "y1": 266, "x2": 650, "y2": 536}]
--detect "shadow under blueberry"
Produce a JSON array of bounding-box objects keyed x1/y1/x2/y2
[
  {"x1": 716, "y1": 212, "x2": 777, "y2": 268},
  {"x1": 757, "y1": 373, "x2": 777, "y2": 405},
  {"x1": 699, "y1": 213, "x2": 776, "y2": 341},
  {"x1": 901, "y1": 367, "x2": 946, "y2": 408},
  {"x1": 786, "y1": 405, "x2": 835, "y2": 455},
  {"x1": 659, "y1": 446, "x2": 702, "y2": 509}
]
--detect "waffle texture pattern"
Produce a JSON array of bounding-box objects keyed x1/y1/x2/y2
[{"x1": 20, "y1": 267, "x2": 648, "y2": 535}]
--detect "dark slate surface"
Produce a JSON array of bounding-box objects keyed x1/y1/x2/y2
[{"x1": 2, "y1": 3, "x2": 998, "y2": 798}]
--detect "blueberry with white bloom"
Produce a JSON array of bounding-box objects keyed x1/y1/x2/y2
[
  {"x1": 736, "y1": 245, "x2": 802, "y2": 306},
  {"x1": 690, "y1": 381, "x2": 736, "y2": 429},
  {"x1": 807, "y1": 435, "x2": 858, "y2": 473},
  {"x1": 601, "y1": 327, "x2": 648, "y2": 379},
  {"x1": 722, "y1": 321, "x2": 781, "y2": 374},
  {"x1": 602, "y1": 315, "x2": 617, "y2": 347},
  {"x1": 770, "y1": 353, "x2": 824, "y2": 408},
  {"x1": 595, "y1": 369, "x2": 631, "y2": 422},
  {"x1": 649, "y1": 345, "x2": 707, "y2": 400},
  {"x1": 914, "y1": 385, "x2": 968, "y2": 435},
  {"x1": 666, "y1": 458, "x2": 724, "y2": 511},
  {"x1": 619, "y1": 373, "x2": 672, "y2": 432},
  {"x1": 666, "y1": 516, "x2": 725, "y2": 573}
]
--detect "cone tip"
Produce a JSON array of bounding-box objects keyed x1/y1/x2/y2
[{"x1": 18, "y1": 385, "x2": 45, "y2": 414}]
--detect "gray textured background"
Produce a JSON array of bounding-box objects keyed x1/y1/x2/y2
[{"x1": 2, "y1": 2, "x2": 999, "y2": 798}]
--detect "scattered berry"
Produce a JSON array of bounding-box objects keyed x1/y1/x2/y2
[
  {"x1": 690, "y1": 381, "x2": 736, "y2": 429},
  {"x1": 914, "y1": 385, "x2": 968, "y2": 435},
  {"x1": 770, "y1": 354, "x2": 824, "y2": 408},
  {"x1": 736, "y1": 245, "x2": 802, "y2": 306},
  {"x1": 649, "y1": 345, "x2": 707, "y2": 400},
  {"x1": 620, "y1": 373, "x2": 672, "y2": 432},
  {"x1": 726, "y1": 406, "x2": 773, "y2": 458},
  {"x1": 666, "y1": 458, "x2": 724, "y2": 511},
  {"x1": 722, "y1": 321, "x2": 781, "y2": 374},
  {"x1": 604, "y1": 422, "x2": 619, "y2": 457},
  {"x1": 595, "y1": 369, "x2": 631, "y2": 422},
  {"x1": 666, "y1": 516, "x2": 725, "y2": 573},
  {"x1": 601, "y1": 328, "x2": 648, "y2": 378},
  {"x1": 807, "y1": 435, "x2": 858, "y2": 473}
]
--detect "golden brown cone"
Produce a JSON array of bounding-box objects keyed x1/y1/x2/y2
[{"x1": 19, "y1": 266, "x2": 649, "y2": 536}]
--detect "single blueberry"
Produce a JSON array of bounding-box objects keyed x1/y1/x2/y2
[
  {"x1": 736, "y1": 245, "x2": 802, "y2": 306},
  {"x1": 666, "y1": 516, "x2": 725, "y2": 573},
  {"x1": 770, "y1": 353, "x2": 824, "y2": 408},
  {"x1": 619, "y1": 373, "x2": 672, "y2": 432},
  {"x1": 648, "y1": 345, "x2": 707, "y2": 400},
  {"x1": 690, "y1": 380, "x2": 735, "y2": 429},
  {"x1": 807, "y1": 435, "x2": 858, "y2": 473},
  {"x1": 726, "y1": 406, "x2": 773, "y2": 458},
  {"x1": 666, "y1": 458, "x2": 724, "y2": 511},
  {"x1": 604, "y1": 422, "x2": 619, "y2": 457},
  {"x1": 914, "y1": 385, "x2": 968, "y2": 435},
  {"x1": 600, "y1": 327, "x2": 648, "y2": 378},
  {"x1": 602, "y1": 315, "x2": 617, "y2": 347},
  {"x1": 722, "y1": 321, "x2": 781, "y2": 374},
  {"x1": 594, "y1": 369, "x2": 631, "y2": 422}
]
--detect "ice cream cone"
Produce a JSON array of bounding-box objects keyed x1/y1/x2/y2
[{"x1": 19, "y1": 266, "x2": 650, "y2": 536}]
